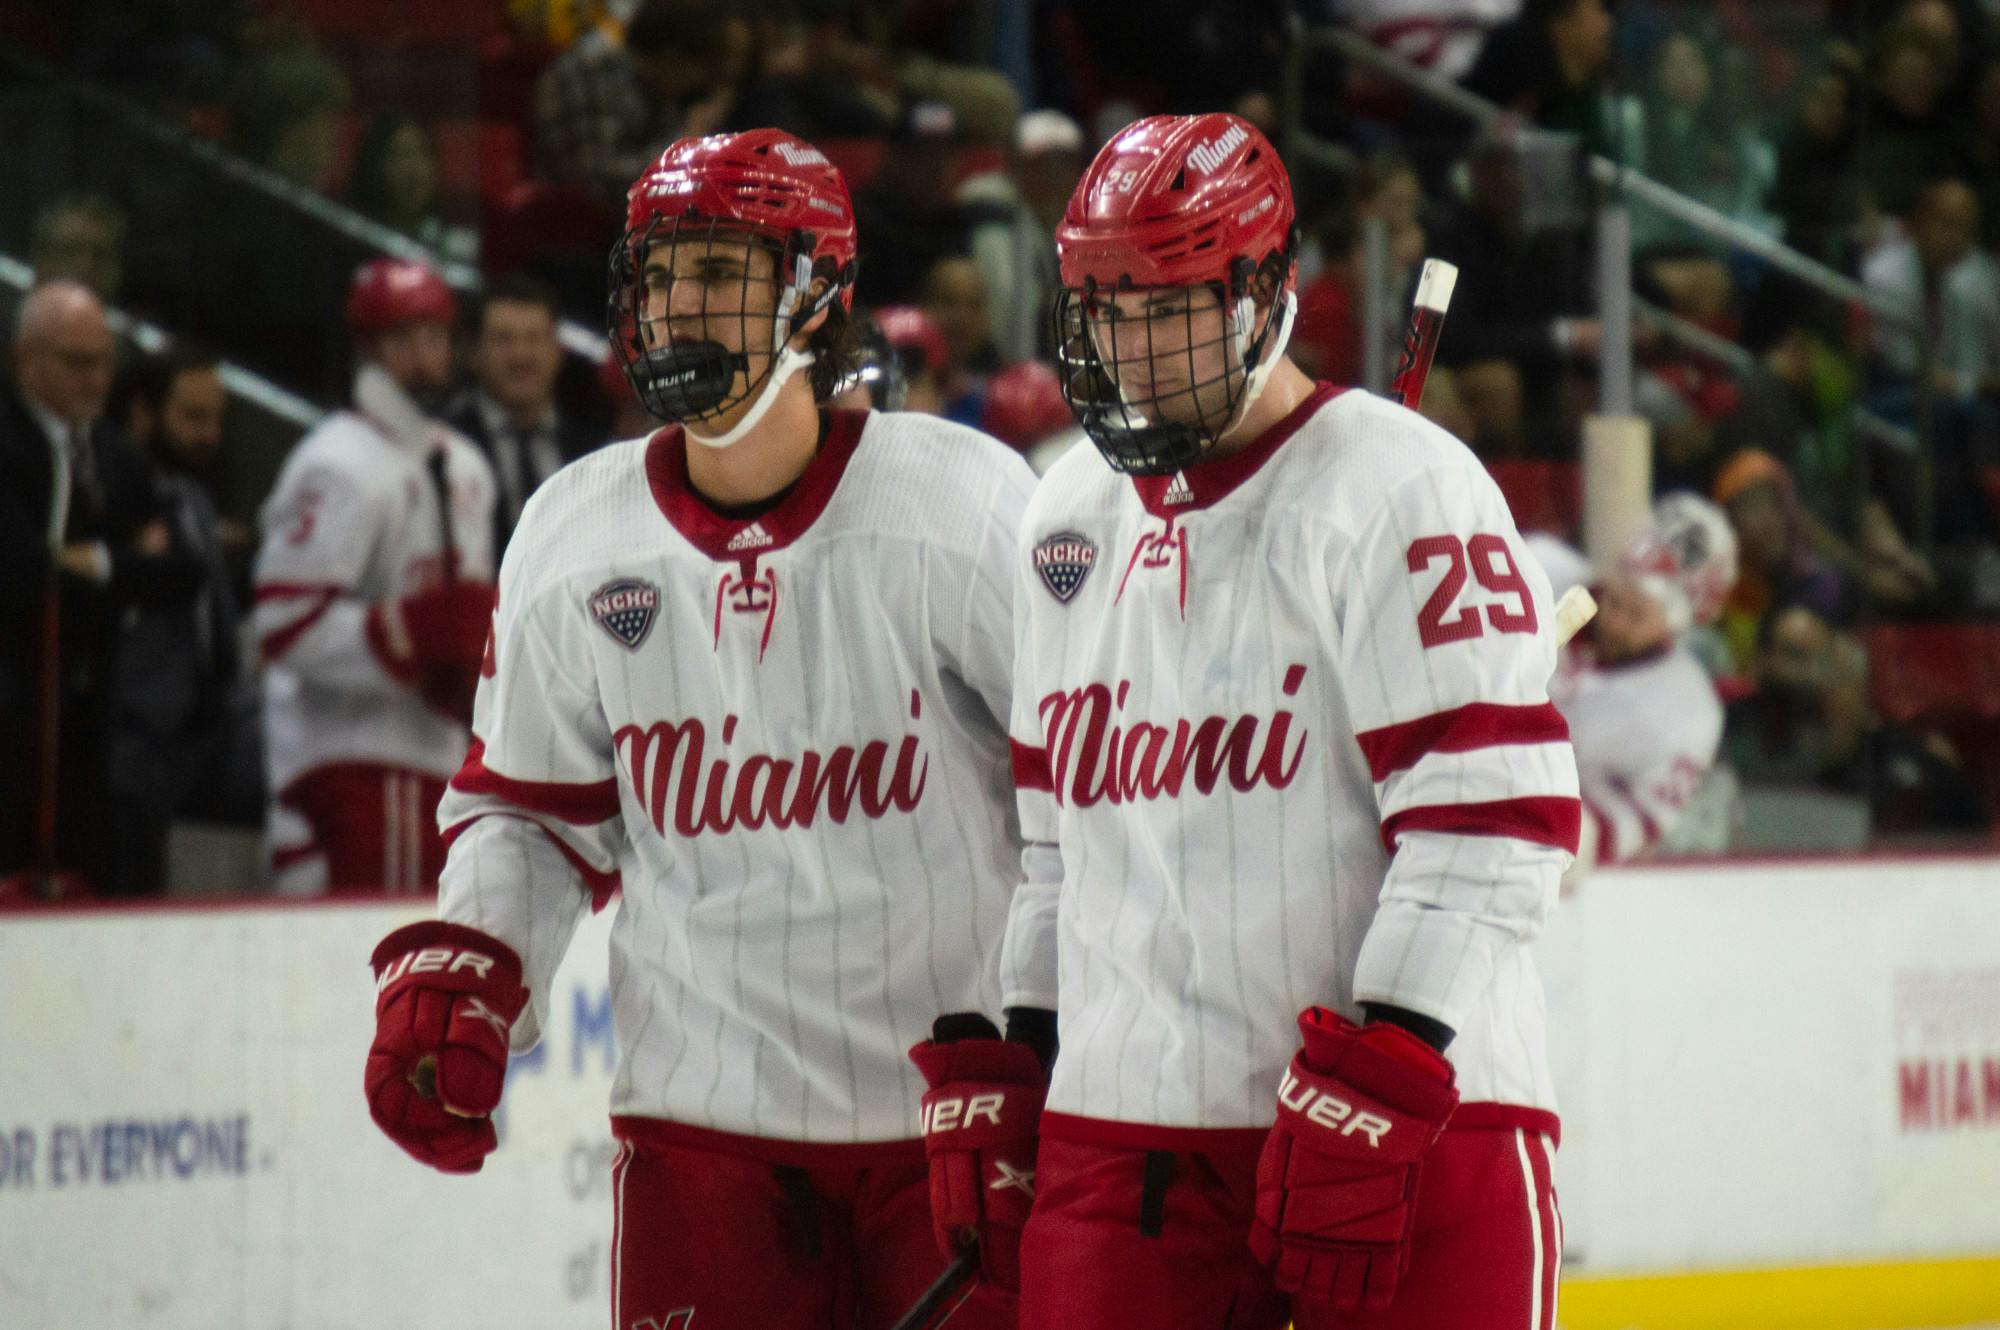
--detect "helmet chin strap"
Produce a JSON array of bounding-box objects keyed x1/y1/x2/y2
[
  {"x1": 685, "y1": 344, "x2": 815, "y2": 449},
  {"x1": 1219, "y1": 289, "x2": 1297, "y2": 443},
  {"x1": 686, "y1": 265, "x2": 818, "y2": 451}
]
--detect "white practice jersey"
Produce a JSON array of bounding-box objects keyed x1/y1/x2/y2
[
  {"x1": 254, "y1": 366, "x2": 497, "y2": 797},
  {"x1": 1551, "y1": 643, "x2": 1723, "y2": 866},
  {"x1": 435, "y1": 410, "x2": 1034, "y2": 1144},
  {"x1": 1004, "y1": 384, "x2": 1578, "y2": 1133}
]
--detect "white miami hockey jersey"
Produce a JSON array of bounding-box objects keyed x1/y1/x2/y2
[
  {"x1": 1003, "y1": 383, "x2": 1578, "y2": 1136},
  {"x1": 254, "y1": 366, "x2": 497, "y2": 798},
  {"x1": 434, "y1": 410, "x2": 1035, "y2": 1145},
  {"x1": 1550, "y1": 639, "x2": 1724, "y2": 866},
  {"x1": 1529, "y1": 535, "x2": 1727, "y2": 865}
]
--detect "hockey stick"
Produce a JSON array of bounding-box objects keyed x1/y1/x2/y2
[
  {"x1": 888, "y1": 1249, "x2": 980, "y2": 1330},
  {"x1": 1386, "y1": 261, "x2": 1598, "y2": 650},
  {"x1": 1389, "y1": 258, "x2": 1458, "y2": 410},
  {"x1": 425, "y1": 443, "x2": 459, "y2": 585},
  {"x1": 1553, "y1": 585, "x2": 1597, "y2": 647}
]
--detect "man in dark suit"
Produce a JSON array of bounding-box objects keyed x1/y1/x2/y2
[
  {"x1": 1, "y1": 280, "x2": 203, "y2": 898},
  {"x1": 447, "y1": 273, "x2": 606, "y2": 559},
  {"x1": 104, "y1": 340, "x2": 266, "y2": 896}
]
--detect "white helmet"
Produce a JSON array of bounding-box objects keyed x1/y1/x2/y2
[{"x1": 1621, "y1": 492, "x2": 1738, "y2": 635}]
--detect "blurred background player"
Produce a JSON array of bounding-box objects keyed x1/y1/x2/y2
[
  {"x1": 361, "y1": 130, "x2": 1037, "y2": 1330},
  {"x1": 999, "y1": 113, "x2": 1577, "y2": 1330},
  {"x1": 254, "y1": 259, "x2": 497, "y2": 894},
  {"x1": 1536, "y1": 493, "x2": 1741, "y2": 871}
]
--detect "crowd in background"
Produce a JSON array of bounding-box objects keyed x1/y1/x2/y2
[{"x1": 3, "y1": 0, "x2": 1999, "y2": 900}]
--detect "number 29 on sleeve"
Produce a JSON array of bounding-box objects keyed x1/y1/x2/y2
[{"x1": 1405, "y1": 533, "x2": 1538, "y2": 648}]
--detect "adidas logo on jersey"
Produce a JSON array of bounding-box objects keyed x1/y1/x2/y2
[
  {"x1": 1163, "y1": 472, "x2": 1194, "y2": 506},
  {"x1": 727, "y1": 522, "x2": 774, "y2": 552},
  {"x1": 1186, "y1": 123, "x2": 1249, "y2": 175}
]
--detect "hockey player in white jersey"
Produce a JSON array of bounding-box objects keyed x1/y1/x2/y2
[
  {"x1": 1002, "y1": 112, "x2": 1579, "y2": 1329},
  {"x1": 255, "y1": 259, "x2": 497, "y2": 892},
  {"x1": 1542, "y1": 493, "x2": 1737, "y2": 868},
  {"x1": 359, "y1": 130, "x2": 1036, "y2": 1330}
]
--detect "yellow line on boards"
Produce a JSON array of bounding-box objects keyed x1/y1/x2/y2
[{"x1": 1555, "y1": 1255, "x2": 2000, "y2": 1330}]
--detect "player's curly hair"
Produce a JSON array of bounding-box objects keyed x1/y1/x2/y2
[{"x1": 805, "y1": 270, "x2": 864, "y2": 402}]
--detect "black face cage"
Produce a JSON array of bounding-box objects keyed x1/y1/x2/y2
[
  {"x1": 1053, "y1": 252, "x2": 1289, "y2": 476},
  {"x1": 607, "y1": 214, "x2": 839, "y2": 425}
]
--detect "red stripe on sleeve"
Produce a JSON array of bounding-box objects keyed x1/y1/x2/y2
[
  {"x1": 254, "y1": 580, "x2": 350, "y2": 604},
  {"x1": 1380, "y1": 795, "x2": 1581, "y2": 854},
  {"x1": 259, "y1": 590, "x2": 338, "y2": 663},
  {"x1": 441, "y1": 813, "x2": 623, "y2": 912},
  {"x1": 449, "y1": 738, "x2": 622, "y2": 825},
  {"x1": 1011, "y1": 739, "x2": 1053, "y2": 793},
  {"x1": 1354, "y1": 702, "x2": 1571, "y2": 783}
]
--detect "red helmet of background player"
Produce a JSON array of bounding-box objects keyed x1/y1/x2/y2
[
  {"x1": 346, "y1": 258, "x2": 457, "y2": 338},
  {"x1": 981, "y1": 360, "x2": 1073, "y2": 450},
  {"x1": 1053, "y1": 113, "x2": 1299, "y2": 475},
  {"x1": 609, "y1": 129, "x2": 859, "y2": 443},
  {"x1": 871, "y1": 305, "x2": 948, "y2": 379}
]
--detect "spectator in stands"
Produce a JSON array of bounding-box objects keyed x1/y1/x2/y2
[
  {"x1": 253, "y1": 261, "x2": 498, "y2": 894},
  {"x1": 535, "y1": 0, "x2": 751, "y2": 206},
  {"x1": 920, "y1": 255, "x2": 1000, "y2": 427},
  {"x1": 348, "y1": 114, "x2": 477, "y2": 266},
  {"x1": 1, "y1": 281, "x2": 203, "y2": 899},
  {"x1": 854, "y1": 99, "x2": 973, "y2": 307},
  {"x1": 1712, "y1": 448, "x2": 1852, "y2": 673},
  {"x1": 1813, "y1": 631, "x2": 1988, "y2": 836},
  {"x1": 958, "y1": 109, "x2": 1085, "y2": 364},
  {"x1": 1461, "y1": 0, "x2": 1630, "y2": 161},
  {"x1": 1726, "y1": 609, "x2": 1987, "y2": 835},
  {"x1": 1717, "y1": 276, "x2": 1936, "y2": 611},
  {"x1": 1769, "y1": 53, "x2": 1866, "y2": 270},
  {"x1": 1293, "y1": 150, "x2": 1428, "y2": 386},
  {"x1": 1865, "y1": 178, "x2": 2000, "y2": 404},
  {"x1": 448, "y1": 273, "x2": 607, "y2": 558},
  {"x1": 105, "y1": 342, "x2": 264, "y2": 896},
  {"x1": 29, "y1": 194, "x2": 128, "y2": 302},
  {"x1": 1964, "y1": 55, "x2": 2000, "y2": 253},
  {"x1": 1858, "y1": 22, "x2": 1960, "y2": 221},
  {"x1": 1863, "y1": 177, "x2": 2000, "y2": 546},
  {"x1": 227, "y1": 22, "x2": 349, "y2": 192},
  {"x1": 1637, "y1": 30, "x2": 1764, "y2": 247},
  {"x1": 1430, "y1": 134, "x2": 1597, "y2": 458}
]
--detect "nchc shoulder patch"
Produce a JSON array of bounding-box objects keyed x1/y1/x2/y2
[
  {"x1": 589, "y1": 577, "x2": 661, "y2": 650},
  {"x1": 1034, "y1": 531, "x2": 1098, "y2": 604}
]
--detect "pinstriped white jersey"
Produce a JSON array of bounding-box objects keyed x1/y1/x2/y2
[
  {"x1": 253, "y1": 366, "x2": 497, "y2": 796},
  {"x1": 1002, "y1": 384, "x2": 1579, "y2": 1130},
  {"x1": 434, "y1": 410, "x2": 1034, "y2": 1143},
  {"x1": 1551, "y1": 642, "x2": 1723, "y2": 865}
]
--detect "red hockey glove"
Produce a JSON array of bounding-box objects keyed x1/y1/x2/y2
[
  {"x1": 908, "y1": 1017, "x2": 1048, "y2": 1296},
  {"x1": 1249, "y1": 1007, "x2": 1459, "y2": 1312},
  {"x1": 366, "y1": 580, "x2": 496, "y2": 724},
  {"x1": 365, "y1": 921, "x2": 527, "y2": 1174}
]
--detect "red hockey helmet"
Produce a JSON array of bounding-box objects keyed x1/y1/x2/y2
[
  {"x1": 345, "y1": 258, "x2": 457, "y2": 338},
  {"x1": 1056, "y1": 113, "x2": 1294, "y2": 292},
  {"x1": 981, "y1": 360, "x2": 1073, "y2": 450},
  {"x1": 871, "y1": 305, "x2": 948, "y2": 378},
  {"x1": 1052, "y1": 113, "x2": 1300, "y2": 475},
  {"x1": 609, "y1": 130, "x2": 861, "y2": 438}
]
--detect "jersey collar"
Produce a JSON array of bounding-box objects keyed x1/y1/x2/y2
[
  {"x1": 1130, "y1": 382, "x2": 1343, "y2": 519},
  {"x1": 645, "y1": 408, "x2": 868, "y2": 560}
]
